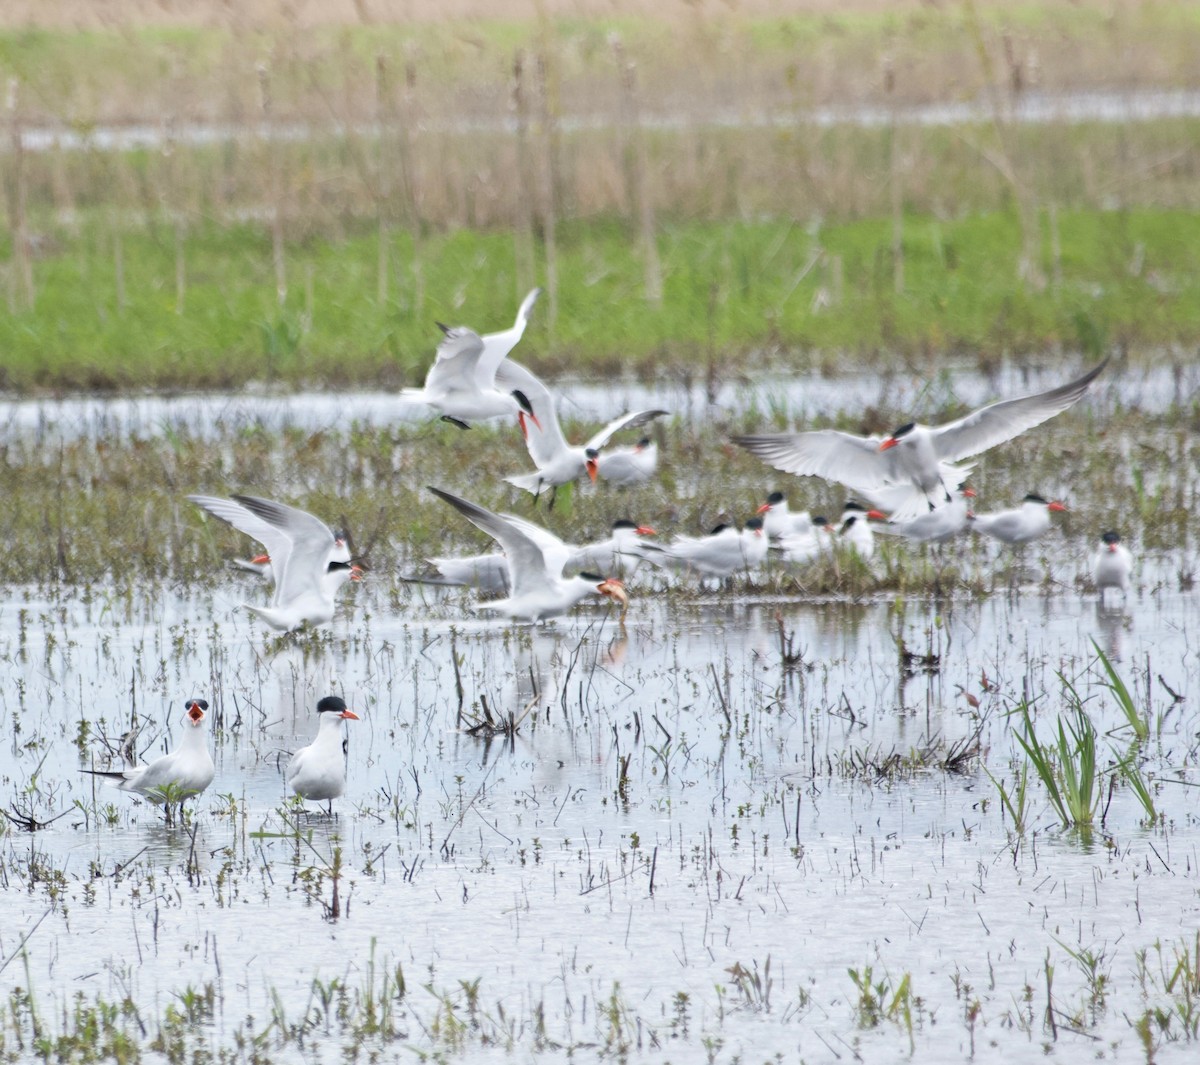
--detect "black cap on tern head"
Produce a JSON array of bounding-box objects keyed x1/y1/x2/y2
[
  {"x1": 317, "y1": 696, "x2": 348, "y2": 714},
  {"x1": 636, "y1": 437, "x2": 652, "y2": 448},
  {"x1": 612, "y1": 519, "x2": 637, "y2": 531},
  {"x1": 843, "y1": 500, "x2": 867, "y2": 513},
  {"x1": 184, "y1": 698, "x2": 209, "y2": 710},
  {"x1": 1023, "y1": 493, "x2": 1049, "y2": 505},
  {"x1": 709, "y1": 523, "x2": 731, "y2": 536},
  {"x1": 578, "y1": 571, "x2": 604, "y2": 582},
  {"x1": 584, "y1": 447, "x2": 600, "y2": 459},
  {"x1": 512, "y1": 389, "x2": 534, "y2": 416},
  {"x1": 812, "y1": 514, "x2": 829, "y2": 526},
  {"x1": 745, "y1": 516, "x2": 764, "y2": 531},
  {"x1": 889, "y1": 422, "x2": 915, "y2": 439},
  {"x1": 766, "y1": 491, "x2": 785, "y2": 505},
  {"x1": 1101, "y1": 530, "x2": 1121, "y2": 545}
]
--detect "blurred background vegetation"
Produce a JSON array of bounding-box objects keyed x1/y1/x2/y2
[{"x1": 1, "y1": 0, "x2": 1199, "y2": 390}]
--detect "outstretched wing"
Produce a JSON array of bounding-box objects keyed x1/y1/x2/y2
[
  {"x1": 422, "y1": 327, "x2": 488, "y2": 394},
  {"x1": 428, "y1": 487, "x2": 558, "y2": 599},
  {"x1": 932, "y1": 360, "x2": 1108, "y2": 462},
  {"x1": 584, "y1": 409, "x2": 668, "y2": 452},
  {"x1": 733, "y1": 430, "x2": 893, "y2": 489},
  {"x1": 476, "y1": 288, "x2": 541, "y2": 384}
]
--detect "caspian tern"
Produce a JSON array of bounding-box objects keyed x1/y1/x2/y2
[
  {"x1": 495, "y1": 360, "x2": 667, "y2": 504},
  {"x1": 640, "y1": 517, "x2": 768, "y2": 579},
  {"x1": 733, "y1": 360, "x2": 1107, "y2": 521},
  {"x1": 595, "y1": 438, "x2": 659, "y2": 487},
  {"x1": 419, "y1": 552, "x2": 511, "y2": 595},
  {"x1": 82, "y1": 698, "x2": 215, "y2": 807},
  {"x1": 409, "y1": 518, "x2": 656, "y2": 593},
  {"x1": 402, "y1": 288, "x2": 543, "y2": 429},
  {"x1": 874, "y1": 486, "x2": 976, "y2": 543},
  {"x1": 757, "y1": 491, "x2": 815, "y2": 541},
  {"x1": 969, "y1": 493, "x2": 1067, "y2": 544},
  {"x1": 287, "y1": 695, "x2": 360, "y2": 810},
  {"x1": 567, "y1": 520, "x2": 658, "y2": 577},
  {"x1": 1093, "y1": 531, "x2": 1133, "y2": 598},
  {"x1": 189, "y1": 494, "x2": 363, "y2": 631},
  {"x1": 772, "y1": 515, "x2": 833, "y2": 564},
  {"x1": 836, "y1": 501, "x2": 886, "y2": 560},
  {"x1": 427, "y1": 487, "x2": 630, "y2": 622}
]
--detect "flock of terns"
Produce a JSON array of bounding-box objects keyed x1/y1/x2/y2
[{"x1": 83, "y1": 288, "x2": 1130, "y2": 816}]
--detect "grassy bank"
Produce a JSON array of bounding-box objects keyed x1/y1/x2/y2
[{"x1": 0, "y1": 207, "x2": 1197, "y2": 390}]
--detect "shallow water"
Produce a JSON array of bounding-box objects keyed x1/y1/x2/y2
[
  {"x1": 1, "y1": 560, "x2": 1198, "y2": 1062},
  {"x1": 13, "y1": 89, "x2": 1200, "y2": 155},
  {"x1": 2, "y1": 358, "x2": 1192, "y2": 444}
]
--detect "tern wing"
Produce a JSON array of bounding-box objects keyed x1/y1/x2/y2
[
  {"x1": 584, "y1": 409, "x2": 669, "y2": 452},
  {"x1": 189, "y1": 495, "x2": 300, "y2": 591},
  {"x1": 429, "y1": 487, "x2": 557, "y2": 599},
  {"x1": 498, "y1": 512, "x2": 572, "y2": 577},
  {"x1": 733, "y1": 430, "x2": 896, "y2": 489},
  {"x1": 477, "y1": 287, "x2": 541, "y2": 383},
  {"x1": 422, "y1": 327, "x2": 488, "y2": 393},
  {"x1": 230, "y1": 495, "x2": 336, "y2": 606},
  {"x1": 931, "y1": 360, "x2": 1108, "y2": 462}
]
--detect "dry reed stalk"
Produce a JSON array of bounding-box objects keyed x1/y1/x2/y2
[
  {"x1": 400, "y1": 54, "x2": 423, "y2": 315},
  {"x1": 886, "y1": 55, "x2": 904, "y2": 295},
  {"x1": 611, "y1": 34, "x2": 662, "y2": 306},
  {"x1": 258, "y1": 60, "x2": 288, "y2": 305},
  {"x1": 511, "y1": 51, "x2": 537, "y2": 298},
  {"x1": 962, "y1": 0, "x2": 1044, "y2": 290},
  {"x1": 6, "y1": 78, "x2": 34, "y2": 312},
  {"x1": 536, "y1": 51, "x2": 558, "y2": 334},
  {"x1": 376, "y1": 53, "x2": 391, "y2": 306}
]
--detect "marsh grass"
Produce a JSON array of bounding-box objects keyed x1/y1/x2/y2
[
  {"x1": 4, "y1": 3, "x2": 1200, "y2": 388},
  {"x1": 1013, "y1": 698, "x2": 1100, "y2": 830},
  {"x1": 3, "y1": 206, "x2": 1200, "y2": 390}
]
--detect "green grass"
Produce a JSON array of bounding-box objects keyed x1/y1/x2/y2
[{"x1": 4, "y1": 205, "x2": 1200, "y2": 391}]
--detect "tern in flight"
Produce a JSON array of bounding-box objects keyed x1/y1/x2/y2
[
  {"x1": 734, "y1": 360, "x2": 1107, "y2": 521},
  {"x1": 427, "y1": 487, "x2": 630, "y2": 622},
  {"x1": 495, "y1": 359, "x2": 667, "y2": 505},
  {"x1": 402, "y1": 288, "x2": 542, "y2": 429},
  {"x1": 189, "y1": 494, "x2": 362, "y2": 631}
]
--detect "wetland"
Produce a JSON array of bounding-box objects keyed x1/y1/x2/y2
[{"x1": 0, "y1": 363, "x2": 1197, "y2": 1064}]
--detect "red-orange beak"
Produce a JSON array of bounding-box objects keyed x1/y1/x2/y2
[
  {"x1": 586, "y1": 457, "x2": 599, "y2": 483},
  {"x1": 251, "y1": 553, "x2": 270, "y2": 565},
  {"x1": 878, "y1": 437, "x2": 899, "y2": 452},
  {"x1": 756, "y1": 502, "x2": 772, "y2": 514},
  {"x1": 187, "y1": 702, "x2": 205, "y2": 724},
  {"x1": 635, "y1": 526, "x2": 656, "y2": 536},
  {"x1": 1048, "y1": 501, "x2": 1067, "y2": 512},
  {"x1": 341, "y1": 709, "x2": 360, "y2": 721},
  {"x1": 963, "y1": 487, "x2": 977, "y2": 499},
  {"x1": 866, "y1": 509, "x2": 887, "y2": 521},
  {"x1": 1107, "y1": 544, "x2": 1118, "y2": 553},
  {"x1": 350, "y1": 564, "x2": 365, "y2": 582}
]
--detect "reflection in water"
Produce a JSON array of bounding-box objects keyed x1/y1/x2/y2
[{"x1": 1093, "y1": 600, "x2": 1133, "y2": 661}]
